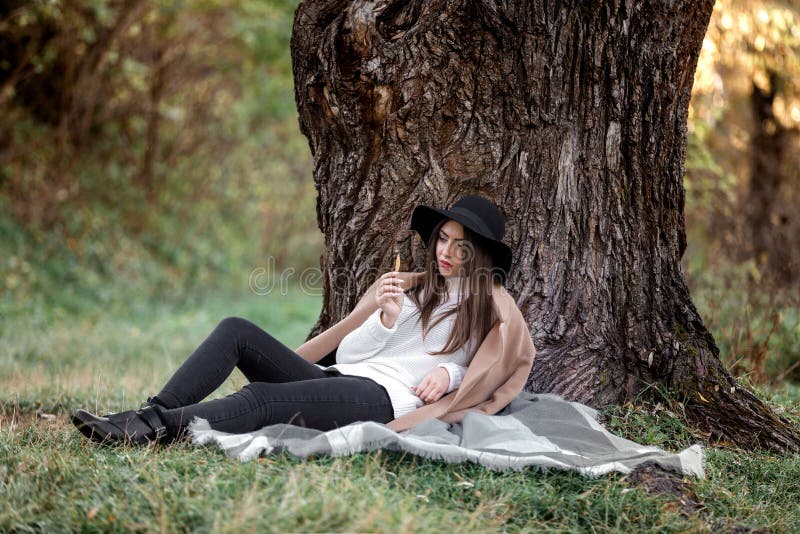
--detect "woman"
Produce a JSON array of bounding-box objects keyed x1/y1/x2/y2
[{"x1": 71, "y1": 195, "x2": 535, "y2": 445}]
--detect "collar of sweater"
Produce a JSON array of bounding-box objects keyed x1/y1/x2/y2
[{"x1": 444, "y1": 275, "x2": 468, "y2": 297}]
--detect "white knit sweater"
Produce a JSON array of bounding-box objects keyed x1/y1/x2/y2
[{"x1": 315, "y1": 276, "x2": 479, "y2": 418}]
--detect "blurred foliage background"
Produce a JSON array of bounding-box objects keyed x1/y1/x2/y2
[
  {"x1": 0, "y1": 0, "x2": 318, "y2": 318},
  {"x1": 0, "y1": 0, "x2": 798, "y2": 384},
  {"x1": 685, "y1": 0, "x2": 800, "y2": 382}
]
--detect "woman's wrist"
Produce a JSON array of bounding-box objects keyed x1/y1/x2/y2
[{"x1": 380, "y1": 311, "x2": 396, "y2": 329}]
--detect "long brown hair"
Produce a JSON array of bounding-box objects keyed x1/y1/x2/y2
[{"x1": 406, "y1": 218, "x2": 500, "y2": 357}]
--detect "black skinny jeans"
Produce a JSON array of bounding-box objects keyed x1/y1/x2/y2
[{"x1": 150, "y1": 316, "x2": 394, "y2": 435}]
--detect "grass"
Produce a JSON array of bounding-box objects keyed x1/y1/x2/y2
[
  {"x1": 2, "y1": 283, "x2": 800, "y2": 532},
  {"x1": 0, "y1": 282, "x2": 320, "y2": 416}
]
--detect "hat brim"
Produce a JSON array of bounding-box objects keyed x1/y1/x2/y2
[{"x1": 410, "y1": 204, "x2": 512, "y2": 284}]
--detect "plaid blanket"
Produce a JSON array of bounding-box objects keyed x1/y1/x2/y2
[{"x1": 187, "y1": 392, "x2": 704, "y2": 478}]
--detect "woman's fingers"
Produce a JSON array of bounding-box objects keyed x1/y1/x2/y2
[
  {"x1": 378, "y1": 288, "x2": 402, "y2": 302},
  {"x1": 412, "y1": 375, "x2": 444, "y2": 403},
  {"x1": 416, "y1": 380, "x2": 440, "y2": 403},
  {"x1": 423, "y1": 388, "x2": 440, "y2": 403},
  {"x1": 381, "y1": 273, "x2": 404, "y2": 285},
  {"x1": 419, "y1": 386, "x2": 431, "y2": 401},
  {"x1": 376, "y1": 274, "x2": 404, "y2": 323},
  {"x1": 389, "y1": 276, "x2": 404, "y2": 291},
  {"x1": 379, "y1": 274, "x2": 404, "y2": 300}
]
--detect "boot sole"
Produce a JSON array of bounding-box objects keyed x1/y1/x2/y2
[
  {"x1": 71, "y1": 409, "x2": 165, "y2": 446},
  {"x1": 71, "y1": 409, "x2": 117, "y2": 444}
]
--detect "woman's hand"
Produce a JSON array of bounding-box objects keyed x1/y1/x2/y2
[
  {"x1": 376, "y1": 271, "x2": 404, "y2": 328},
  {"x1": 412, "y1": 367, "x2": 450, "y2": 404}
]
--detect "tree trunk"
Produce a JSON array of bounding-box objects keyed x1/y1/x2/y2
[
  {"x1": 290, "y1": 0, "x2": 800, "y2": 451},
  {"x1": 747, "y1": 72, "x2": 797, "y2": 286}
]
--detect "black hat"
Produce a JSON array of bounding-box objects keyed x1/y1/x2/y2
[{"x1": 410, "y1": 195, "x2": 512, "y2": 285}]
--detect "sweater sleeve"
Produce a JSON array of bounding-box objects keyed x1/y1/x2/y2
[
  {"x1": 335, "y1": 308, "x2": 398, "y2": 364},
  {"x1": 437, "y1": 362, "x2": 468, "y2": 393}
]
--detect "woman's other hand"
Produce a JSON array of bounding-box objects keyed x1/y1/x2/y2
[
  {"x1": 376, "y1": 272, "x2": 404, "y2": 328},
  {"x1": 412, "y1": 367, "x2": 450, "y2": 404}
]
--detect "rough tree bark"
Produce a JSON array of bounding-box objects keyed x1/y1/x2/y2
[{"x1": 290, "y1": 0, "x2": 800, "y2": 450}]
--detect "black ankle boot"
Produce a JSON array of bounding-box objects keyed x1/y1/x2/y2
[
  {"x1": 141, "y1": 395, "x2": 170, "y2": 410},
  {"x1": 91, "y1": 395, "x2": 169, "y2": 418},
  {"x1": 71, "y1": 405, "x2": 170, "y2": 446}
]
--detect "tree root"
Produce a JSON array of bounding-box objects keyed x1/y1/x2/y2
[{"x1": 667, "y1": 345, "x2": 800, "y2": 453}]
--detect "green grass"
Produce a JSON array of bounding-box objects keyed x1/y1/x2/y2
[
  {"x1": 1, "y1": 282, "x2": 320, "y2": 415},
  {"x1": 2, "y1": 284, "x2": 800, "y2": 532}
]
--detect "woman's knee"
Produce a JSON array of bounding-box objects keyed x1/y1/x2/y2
[
  {"x1": 218, "y1": 316, "x2": 261, "y2": 335},
  {"x1": 218, "y1": 316, "x2": 281, "y2": 350}
]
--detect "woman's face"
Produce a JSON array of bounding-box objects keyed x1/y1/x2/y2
[{"x1": 435, "y1": 219, "x2": 466, "y2": 278}]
